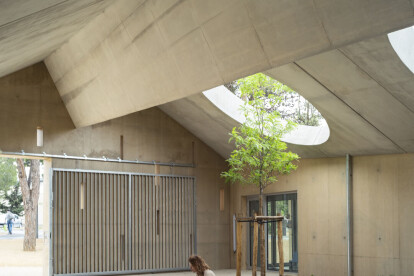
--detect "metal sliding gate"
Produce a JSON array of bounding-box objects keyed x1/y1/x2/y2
[{"x1": 51, "y1": 169, "x2": 196, "y2": 275}]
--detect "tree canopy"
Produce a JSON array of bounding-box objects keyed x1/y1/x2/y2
[
  {"x1": 0, "y1": 157, "x2": 23, "y2": 215},
  {"x1": 0, "y1": 157, "x2": 17, "y2": 194},
  {"x1": 225, "y1": 73, "x2": 324, "y2": 126}
]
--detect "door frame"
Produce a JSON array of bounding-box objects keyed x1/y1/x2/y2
[{"x1": 246, "y1": 191, "x2": 298, "y2": 272}]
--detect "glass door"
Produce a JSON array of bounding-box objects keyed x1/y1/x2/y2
[{"x1": 266, "y1": 193, "x2": 298, "y2": 272}]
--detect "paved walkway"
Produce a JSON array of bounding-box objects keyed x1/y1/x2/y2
[
  {"x1": 0, "y1": 226, "x2": 44, "y2": 240},
  {"x1": 0, "y1": 226, "x2": 24, "y2": 239}
]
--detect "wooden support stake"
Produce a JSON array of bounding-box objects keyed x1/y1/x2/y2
[
  {"x1": 277, "y1": 216, "x2": 284, "y2": 276},
  {"x1": 252, "y1": 220, "x2": 259, "y2": 276},
  {"x1": 235, "y1": 215, "x2": 284, "y2": 276},
  {"x1": 260, "y1": 223, "x2": 266, "y2": 276},
  {"x1": 236, "y1": 221, "x2": 242, "y2": 276}
]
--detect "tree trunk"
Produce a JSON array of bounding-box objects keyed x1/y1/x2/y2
[
  {"x1": 259, "y1": 186, "x2": 266, "y2": 276},
  {"x1": 16, "y1": 159, "x2": 40, "y2": 251}
]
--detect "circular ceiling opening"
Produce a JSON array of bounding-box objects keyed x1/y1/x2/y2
[{"x1": 388, "y1": 26, "x2": 414, "y2": 74}]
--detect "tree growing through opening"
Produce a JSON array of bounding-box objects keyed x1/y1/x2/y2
[
  {"x1": 221, "y1": 73, "x2": 299, "y2": 276},
  {"x1": 225, "y1": 73, "x2": 324, "y2": 126},
  {"x1": 16, "y1": 159, "x2": 40, "y2": 251}
]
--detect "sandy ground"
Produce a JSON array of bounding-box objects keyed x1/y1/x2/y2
[
  {"x1": 0, "y1": 238, "x2": 44, "y2": 267},
  {"x1": 0, "y1": 266, "x2": 43, "y2": 276},
  {"x1": 0, "y1": 230, "x2": 44, "y2": 276}
]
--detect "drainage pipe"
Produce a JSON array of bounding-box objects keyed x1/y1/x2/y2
[
  {"x1": 346, "y1": 154, "x2": 353, "y2": 276},
  {"x1": 1, "y1": 150, "x2": 194, "y2": 167}
]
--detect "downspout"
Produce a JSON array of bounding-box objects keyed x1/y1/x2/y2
[{"x1": 346, "y1": 154, "x2": 353, "y2": 276}]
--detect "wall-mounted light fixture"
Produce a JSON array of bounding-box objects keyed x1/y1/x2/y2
[
  {"x1": 37, "y1": 126, "x2": 43, "y2": 147},
  {"x1": 220, "y1": 188, "x2": 225, "y2": 211}
]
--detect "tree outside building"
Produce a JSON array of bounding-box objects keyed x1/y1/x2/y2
[
  {"x1": 16, "y1": 159, "x2": 41, "y2": 251},
  {"x1": 0, "y1": 182, "x2": 23, "y2": 216},
  {"x1": 0, "y1": 157, "x2": 24, "y2": 216},
  {"x1": 0, "y1": 157, "x2": 17, "y2": 195}
]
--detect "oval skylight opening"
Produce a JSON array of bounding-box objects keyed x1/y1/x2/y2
[
  {"x1": 203, "y1": 75, "x2": 330, "y2": 146},
  {"x1": 388, "y1": 26, "x2": 414, "y2": 74}
]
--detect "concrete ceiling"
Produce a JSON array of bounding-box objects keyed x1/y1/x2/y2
[
  {"x1": 160, "y1": 33, "x2": 414, "y2": 159},
  {"x1": 159, "y1": 87, "x2": 241, "y2": 159},
  {"x1": 274, "y1": 33, "x2": 414, "y2": 157},
  {"x1": 41, "y1": 0, "x2": 414, "y2": 127},
  {"x1": 1, "y1": 0, "x2": 414, "y2": 158},
  {"x1": 0, "y1": 0, "x2": 113, "y2": 78}
]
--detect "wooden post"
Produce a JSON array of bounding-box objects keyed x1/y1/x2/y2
[
  {"x1": 237, "y1": 220, "x2": 242, "y2": 276},
  {"x1": 236, "y1": 215, "x2": 284, "y2": 276},
  {"x1": 252, "y1": 220, "x2": 259, "y2": 276},
  {"x1": 277, "y1": 215, "x2": 284, "y2": 276},
  {"x1": 260, "y1": 222, "x2": 266, "y2": 276}
]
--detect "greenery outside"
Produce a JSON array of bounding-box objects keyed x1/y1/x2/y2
[
  {"x1": 0, "y1": 157, "x2": 23, "y2": 215},
  {"x1": 225, "y1": 73, "x2": 324, "y2": 126}
]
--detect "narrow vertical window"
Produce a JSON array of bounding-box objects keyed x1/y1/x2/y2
[
  {"x1": 156, "y1": 210, "x2": 160, "y2": 235},
  {"x1": 80, "y1": 183, "x2": 84, "y2": 210},
  {"x1": 154, "y1": 164, "x2": 160, "y2": 186}
]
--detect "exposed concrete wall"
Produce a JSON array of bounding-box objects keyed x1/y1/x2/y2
[
  {"x1": 230, "y1": 154, "x2": 414, "y2": 276},
  {"x1": 352, "y1": 154, "x2": 414, "y2": 276},
  {"x1": 0, "y1": 63, "x2": 231, "y2": 270}
]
